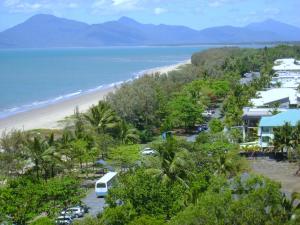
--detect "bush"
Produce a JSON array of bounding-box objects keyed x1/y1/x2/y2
[
  {"x1": 30, "y1": 217, "x2": 53, "y2": 225},
  {"x1": 208, "y1": 118, "x2": 224, "y2": 133}
]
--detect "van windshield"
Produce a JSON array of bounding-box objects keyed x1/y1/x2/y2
[{"x1": 97, "y1": 183, "x2": 106, "y2": 188}]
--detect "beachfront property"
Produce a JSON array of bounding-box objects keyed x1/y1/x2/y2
[
  {"x1": 271, "y1": 58, "x2": 300, "y2": 88},
  {"x1": 258, "y1": 109, "x2": 300, "y2": 148},
  {"x1": 270, "y1": 78, "x2": 300, "y2": 89},
  {"x1": 242, "y1": 58, "x2": 300, "y2": 144},
  {"x1": 273, "y1": 58, "x2": 300, "y2": 72},
  {"x1": 271, "y1": 70, "x2": 300, "y2": 89},
  {"x1": 243, "y1": 107, "x2": 287, "y2": 128},
  {"x1": 271, "y1": 58, "x2": 300, "y2": 89},
  {"x1": 250, "y1": 88, "x2": 300, "y2": 108}
]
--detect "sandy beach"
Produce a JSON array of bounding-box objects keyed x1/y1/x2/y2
[{"x1": 0, "y1": 59, "x2": 190, "y2": 134}]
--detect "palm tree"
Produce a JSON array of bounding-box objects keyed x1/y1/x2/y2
[
  {"x1": 25, "y1": 134, "x2": 65, "y2": 179},
  {"x1": 281, "y1": 192, "x2": 300, "y2": 222},
  {"x1": 146, "y1": 138, "x2": 194, "y2": 187},
  {"x1": 214, "y1": 154, "x2": 234, "y2": 176},
  {"x1": 273, "y1": 122, "x2": 293, "y2": 157},
  {"x1": 118, "y1": 120, "x2": 140, "y2": 144},
  {"x1": 25, "y1": 136, "x2": 45, "y2": 179},
  {"x1": 292, "y1": 122, "x2": 300, "y2": 175},
  {"x1": 292, "y1": 122, "x2": 300, "y2": 148},
  {"x1": 84, "y1": 101, "x2": 119, "y2": 134}
]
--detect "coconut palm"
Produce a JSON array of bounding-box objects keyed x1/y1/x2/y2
[
  {"x1": 281, "y1": 192, "x2": 300, "y2": 222},
  {"x1": 292, "y1": 121, "x2": 300, "y2": 148},
  {"x1": 118, "y1": 120, "x2": 140, "y2": 144},
  {"x1": 146, "y1": 138, "x2": 194, "y2": 187},
  {"x1": 273, "y1": 122, "x2": 293, "y2": 156},
  {"x1": 25, "y1": 135, "x2": 62, "y2": 179},
  {"x1": 292, "y1": 122, "x2": 300, "y2": 175},
  {"x1": 84, "y1": 101, "x2": 119, "y2": 134}
]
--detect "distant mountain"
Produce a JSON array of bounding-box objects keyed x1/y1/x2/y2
[
  {"x1": 0, "y1": 14, "x2": 299, "y2": 48},
  {"x1": 246, "y1": 19, "x2": 300, "y2": 41}
]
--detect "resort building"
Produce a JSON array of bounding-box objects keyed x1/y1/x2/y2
[
  {"x1": 241, "y1": 58, "x2": 300, "y2": 144},
  {"x1": 258, "y1": 109, "x2": 300, "y2": 148},
  {"x1": 270, "y1": 79, "x2": 300, "y2": 89},
  {"x1": 273, "y1": 58, "x2": 300, "y2": 72},
  {"x1": 250, "y1": 88, "x2": 300, "y2": 108},
  {"x1": 243, "y1": 107, "x2": 287, "y2": 128},
  {"x1": 271, "y1": 70, "x2": 300, "y2": 88}
]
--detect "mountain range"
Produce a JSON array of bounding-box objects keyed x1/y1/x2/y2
[{"x1": 0, "y1": 14, "x2": 299, "y2": 48}]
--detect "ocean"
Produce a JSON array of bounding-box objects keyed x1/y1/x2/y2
[{"x1": 0, "y1": 46, "x2": 211, "y2": 119}]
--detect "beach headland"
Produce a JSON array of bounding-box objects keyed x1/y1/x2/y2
[{"x1": 0, "y1": 59, "x2": 191, "y2": 134}]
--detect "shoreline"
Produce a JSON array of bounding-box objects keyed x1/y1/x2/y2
[{"x1": 0, "y1": 59, "x2": 190, "y2": 134}]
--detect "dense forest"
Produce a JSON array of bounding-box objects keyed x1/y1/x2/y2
[{"x1": 1, "y1": 45, "x2": 300, "y2": 224}]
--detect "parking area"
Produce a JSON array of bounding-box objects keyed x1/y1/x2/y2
[{"x1": 81, "y1": 188, "x2": 106, "y2": 217}]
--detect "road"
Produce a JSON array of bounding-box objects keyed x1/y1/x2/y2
[{"x1": 81, "y1": 189, "x2": 106, "y2": 217}]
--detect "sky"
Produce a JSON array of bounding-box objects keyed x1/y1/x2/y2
[{"x1": 0, "y1": 0, "x2": 299, "y2": 32}]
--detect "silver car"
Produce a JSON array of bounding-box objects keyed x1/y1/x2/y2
[{"x1": 61, "y1": 207, "x2": 84, "y2": 218}]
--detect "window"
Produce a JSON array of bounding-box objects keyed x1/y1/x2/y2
[
  {"x1": 97, "y1": 183, "x2": 106, "y2": 188},
  {"x1": 107, "y1": 177, "x2": 116, "y2": 188},
  {"x1": 262, "y1": 136, "x2": 270, "y2": 143},
  {"x1": 261, "y1": 127, "x2": 270, "y2": 133}
]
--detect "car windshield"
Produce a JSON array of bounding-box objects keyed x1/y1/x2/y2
[
  {"x1": 97, "y1": 182, "x2": 106, "y2": 188},
  {"x1": 57, "y1": 218, "x2": 70, "y2": 221}
]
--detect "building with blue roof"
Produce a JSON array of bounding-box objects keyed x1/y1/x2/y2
[{"x1": 258, "y1": 109, "x2": 300, "y2": 148}]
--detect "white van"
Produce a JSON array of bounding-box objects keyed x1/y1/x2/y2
[{"x1": 95, "y1": 172, "x2": 117, "y2": 197}]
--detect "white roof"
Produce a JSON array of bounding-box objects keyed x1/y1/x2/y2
[
  {"x1": 275, "y1": 71, "x2": 300, "y2": 78},
  {"x1": 273, "y1": 58, "x2": 300, "y2": 71},
  {"x1": 96, "y1": 172, "x2": 117, "y2": 184},
  {"x1": 271, "y1": 79, "x2": 300, "y2": 89},
  {"x1": 251, "y1": 88, "x2": 299, "y2": 106},
  {"x1": 243, "y1": 107, "x2": 287, "y2": 117}
]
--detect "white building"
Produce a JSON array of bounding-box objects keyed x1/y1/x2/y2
[
  {"x1": 250, "y1": 88, "x2": 300, "y2": 108},
  {"x1": 273, "y1": 58, "x2": 300, "y2": 72}
]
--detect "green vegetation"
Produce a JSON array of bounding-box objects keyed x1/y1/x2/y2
[
  {"x1": 273, "y1": 121, "x2": 300, "y2": 173},
  {"x1": 2, "y1": 45, "x2": 300, "y2": 224}
]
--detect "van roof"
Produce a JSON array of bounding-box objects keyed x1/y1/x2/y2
[{"x1": 96, "y1": 172, "x2": 117, "y2": 184}]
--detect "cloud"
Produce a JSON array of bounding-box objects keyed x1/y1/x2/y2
[
  {"x1": 208, "y1": 0, "x2": 247, "y2": 8},
  {"x1": 4, "y1": 0, "x2": 48, "y2": 12},
  {"x1": 92, "y1": 0, "x2": 140, "y2": 12},
  {"x1": 3, "y1": 0, "x2": 81, "y2": 13},
  {"x1": 68, "y1": 3, "x2": 79, "y2": 8},
  {"x1": 4, "y1": 0, "x2": 21, "y2": 7},
  {"x1": 154, "y1": 7, "x2": 167, "y2": 15},
  {"x1": 264, "y1": 7, "x2": 280, "y2": 16}
]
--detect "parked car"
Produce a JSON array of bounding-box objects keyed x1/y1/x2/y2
[
  {"x1": 55, "y1": 216, "x2": 73, "y2": 225},
  {"x1": 141, "y1": 147, "x2": 157, "y2": 156},
  {"x1": 60, "y1": 207, "x2": 84, "y2": 218},
  {"x1": 196, "y1": 124, "x2": 208, "y2": 133},
  {"x1": 74, "y1": 204, "x2": 89, "y2": 214}
]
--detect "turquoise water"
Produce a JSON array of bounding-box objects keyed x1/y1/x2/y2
[{"x1": 0, "y1": 46, "x2": 211, "y2": 118}]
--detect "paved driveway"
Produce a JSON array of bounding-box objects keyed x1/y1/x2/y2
[{"x1": 82, "y1": 189, "x2": 106, "y2": 217}]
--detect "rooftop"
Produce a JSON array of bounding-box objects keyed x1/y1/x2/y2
[
  {"x1": 271, "y1": 79, "x2": 300, "y2": 89},
  {"x1": 273, "y1": 58, "x2": 300, "y2": 71},
  {"x1": 275, "y1": 71, "x2": 300, "y2": 78},
  {"x1": 96, "y1": 172, "x2": 117, "y2": 184},
  {"x1": 250, "y1": 88, "x2": 299, "y2": 106},
  {"x1": 259, "y1": 109, "x2": 300, "y2": 127},
  {"x1": 243, "y1": 107, "x2": 287, "y2": 118}
]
